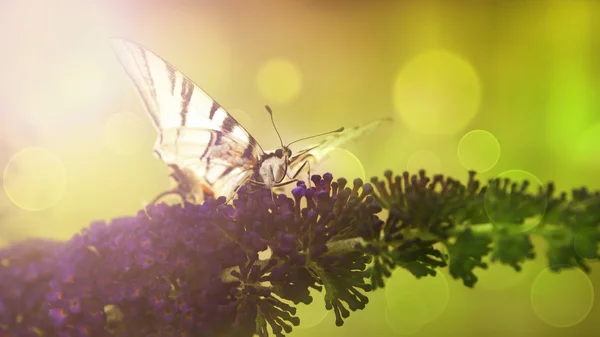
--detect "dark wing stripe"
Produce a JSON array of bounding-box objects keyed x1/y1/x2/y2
[
  {"x1": 221, "y1": 117, "x2": 235, "y2": 135},
  {"x1": 209, "y1": 100, "x2": 220, "y2": 120},
  {"x1": 205, "y1": 157, "x2": 211, "y2": 175},
  {"x1": 137, "y1": 46, "x2": 158, "y2": 109},
  {"x1": 180, "y1": 79, "x2": 194, "y2": 127},
  {"x1": 214, "y1": 131, "x2": 223, "y2": 146},
  {"x1": 166, "y1": 63, "x2": 176, "y2": 95},
  {"x1": 126, "y1": 45, "x2": 161, "y2": 131},
  {"x1": 243, "y1": 137, "x2": 257, "y2": 160},
  {"x1": 153, "y1": 149, "x2": 164, "y2": 161},
  {"x1": 218, "y1": 166, "x2": 235, "y2": 180},
  {"x1": 199, "y1": 131, "x2": 214, "y2": 160}
]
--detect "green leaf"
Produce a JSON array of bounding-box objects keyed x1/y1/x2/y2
[
  {"x1": 573, "y1": 227, "x2": 600, "y2": 260},
  {"x1": 490, "y1": 227, "x2": 535, "y2": 271},
  {"x1": 542, "y1": 225, "x2": 590, "y2": 272},
  {"x1": 446, "y1": 228, "x2": 491, "y2": 287},
  {"x1": 393, "y1": 242, "x2": 447, "y2": 279}
]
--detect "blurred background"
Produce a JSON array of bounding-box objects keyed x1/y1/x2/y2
[{"x1": 0, "y1": 0, "x2": 599, "y2": 336}]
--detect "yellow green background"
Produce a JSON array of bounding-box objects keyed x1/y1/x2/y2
[{"x1": 0, "y1": 0, "x2": 598, "y2": 336}]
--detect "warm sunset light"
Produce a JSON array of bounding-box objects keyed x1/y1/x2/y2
[{"x1": 0, "y1": 1, "x2": 598, "y2": 337}]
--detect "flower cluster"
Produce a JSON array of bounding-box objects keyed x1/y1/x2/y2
[
  {"x1": 0, "y1": 239, "x2": 63, "y2": 336},
  {"x1": 0, "y1": 170, "x2": 598, "y2": 336}
]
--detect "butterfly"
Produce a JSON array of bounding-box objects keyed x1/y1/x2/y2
[{"x1": 111, "y1": 39, "x2": 390, "y2": 204}]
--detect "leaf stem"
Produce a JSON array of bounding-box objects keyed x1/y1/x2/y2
[{"x1": 221, "y1": 221, "x2": 497, "y2": 283}]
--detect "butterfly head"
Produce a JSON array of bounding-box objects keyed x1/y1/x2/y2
[{"x1": 274, "y1": 147, "x2": 292, "y2": 160}]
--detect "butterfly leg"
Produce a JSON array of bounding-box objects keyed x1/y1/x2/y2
[
  {"x1": 290, "y1": 160, "x2": 309, "y2": 179},
  {"x1": 245, "y1": 177, "x2": 298, "y2": 199},
  {"x1": 269, "y1": 166, "x2": 277, "y2": 201},
  {"x1": 244, "y1": 178, "x2": 278, "y2": 200},
  {"x1": 292, "y1": 159, "x2": 312, "y2": 188},
  {"x1": 223, "y1": 181, "x2": 248, "y2": 204},
  {"x1": 274, "y1": 179, "x2": 299, "y2": 187},
  {"x1": 246, "y1": 179, "x2": 267, "y2": 185},
  {"x1": 149, "y1": 188, "x2": 186, "y2": 205},
  {"x1": 307, "y1": 160, "x2": 312, "y2": 188}
]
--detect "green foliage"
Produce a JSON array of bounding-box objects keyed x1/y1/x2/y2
[
  {"x1": 446, "y1": 228, "x2": 491, "y2": 287},
  {"x1": 393, "y1": 240, "x2": 447, "y2": 279},
  {"x1": 366, "y1": 169, "x2": 599, "y2": 291},
  {"x1": 489, "y1": 228, "x2": 535, "y2": 271}
]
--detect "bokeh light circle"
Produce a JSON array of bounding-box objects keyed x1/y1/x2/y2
[
  {"x1": 384, "y1": 290, "x2": 427, "y2": 335},
  {"x1": 103, "y1": 112, "x2": 148, "y2": 156},
  {"x1": 294, "y1": 288, "x2": 330, "y2": 329},
  {"x1": 457, "y1": 130, "x2": 501, "y2": 172},
  {"x1": 314, "y1": 148, "x2": 366, "y2": 183},
  {"x1": 385, "y1": 268, "x2": 449, "y2": 327},
  {"x1": 484, "y1": 169, "x2": 548, "y2": 231},
  {"x1": 392, "y1": 50, "x2": 482, "y2": 135},
  {"x1": 406, "y1": 150, "x2": 442, "y2": 175},
  {"x1": 256, "y1": 58, "x2": 303, "y2": 104},
  {"x1": 530, "y1": 267, "x2": 594, "y2": 328},
  {"x1": 3, "y1": 147, "x2": 67, "y2": 211}
]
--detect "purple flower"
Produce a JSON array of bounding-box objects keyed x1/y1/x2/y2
[
  {"x1": 48, "y1": 307, "x2": 69, "y2": 327},
  {"x1": 157, "y1": 302, "x2": 177, "y2": 323},
  {"x1": 135, "y1": 252, "x2": 155, "y2": 269},
  {"x1": 180, "y1": 309, "x2": 196, "y2": 327},
  {"x1": 68, "y1": 297, "x2": 82, "y2": 314},
  {"x1": 149, "y1": 292, "x2": 167, "y2": 310},
  {"x1": 0, "y1": 169, "x2": 590, "y2": 336},
  {"x1": 83, "y1": 303, "x2": 106, "y2": 326}
]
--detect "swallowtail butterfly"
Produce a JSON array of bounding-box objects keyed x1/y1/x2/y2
[{"x1": 112, "y1": 39, "x2": 389, "y2": 204}]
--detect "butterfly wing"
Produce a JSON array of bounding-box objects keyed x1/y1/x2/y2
[
  {"x1": 287, "y1": 118, "x2": 392, "y2": 176},
  {"x1": 112, "y1": 39, "x2": 264, "y2": 200}
]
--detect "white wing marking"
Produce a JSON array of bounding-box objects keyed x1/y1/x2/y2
[{"x1": 112, "y1": 39, "x2": 264, "y2": 202}]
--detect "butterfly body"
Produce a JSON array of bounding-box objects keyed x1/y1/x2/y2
[
  {"x1": 254, "y1": 147, "x2": 292, "y2": 186},
  {"x1": 112, "y1": 39, "x2": 389, "y2": 204}
]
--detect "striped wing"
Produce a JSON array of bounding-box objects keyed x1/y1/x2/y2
[
  {"x1": 112, "y1": 39, "x2": 264, "y2": 200},
  {"x1": 288, "y1": 118, "x2": 392, "y2": 174}
]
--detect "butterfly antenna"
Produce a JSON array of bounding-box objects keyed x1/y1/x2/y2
[
  {"x1": 265, "y1": 105, "x2": 285, "y2": 148},
  {"x1": 287, "y1": 127, "x2": 345, "y2": 147}
]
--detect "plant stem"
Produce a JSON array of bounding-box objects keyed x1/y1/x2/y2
[{"x1": 221, "y1": 221, "x2": 497, "y2": 283}]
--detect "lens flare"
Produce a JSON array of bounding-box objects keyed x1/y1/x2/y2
[{"x1": 3, "y1": 147, "x2": 67, "y2": 211}]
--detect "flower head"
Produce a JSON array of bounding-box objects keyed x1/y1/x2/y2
[{"x1": 0, "y1": 170, "x2": 597, "y2": 336}]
